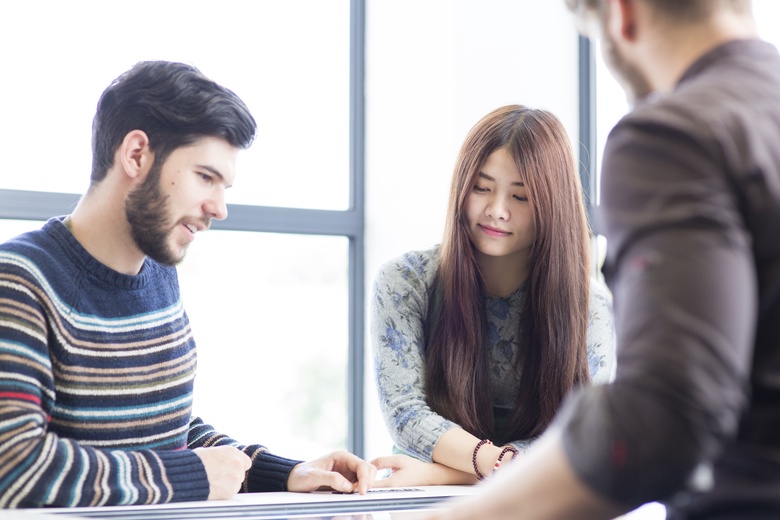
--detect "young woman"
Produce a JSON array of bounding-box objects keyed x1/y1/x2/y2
[{"x1": 370, "y1": 105, "x2": 615, "y2": 486}]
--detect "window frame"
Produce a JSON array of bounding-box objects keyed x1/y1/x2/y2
[{"x1": 578, "y1": 35, "x2": 598, "y2": 233}]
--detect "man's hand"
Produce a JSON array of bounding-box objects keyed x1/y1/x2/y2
[
  {"x1": 287, "y1": 450, "x2": 377, "y2": 495},
  {"x1": 194, "y1": 446, "x2": 252, "y2": 500}
]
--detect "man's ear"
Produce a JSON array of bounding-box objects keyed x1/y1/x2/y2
[
  {"x1": 607, "y1": 0, "x2": 639, "y2": 42},
  {"x1": 117, "y1": 130, "x2": 153, "y2": 180}
]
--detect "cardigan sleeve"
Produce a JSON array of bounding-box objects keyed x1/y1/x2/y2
[{"x1": 370, "y1": 250, "x2": 459, "y2": 462}]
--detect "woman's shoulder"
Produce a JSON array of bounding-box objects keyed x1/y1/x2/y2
[
  {"x1": 372, "y1": 246, "x2": 440, "y2": 319},
  {"x1": 376, "y1": 246, "x2": 439, "y2": 282},
  {"x1": 586, "y1": 276, "x2": 616, "y2": 383},
  {"x1": 588, "y1": 276, "x2": 613, "y2": 310},
  {"x1": 586, "y1": 276, "x2": 615, "y2": 343}
]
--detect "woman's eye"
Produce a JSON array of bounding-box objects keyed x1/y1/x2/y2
[
  {"x1": 473, "y1": 185, "x2": 488, "y2": 193},
  {"x1": 514, "y1": 195, "x2": 528, "y2": 202}
]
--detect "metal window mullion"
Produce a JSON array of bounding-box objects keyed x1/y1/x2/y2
[
  {"x1": 347, "y1": 0, "x2": 366, "y2": 459},
  {"x1": 578, "y1": 35, "x2": 598, "y2": 230}
]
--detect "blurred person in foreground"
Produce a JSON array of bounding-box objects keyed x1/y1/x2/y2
[{"x1": 419, "y1": 0, "x2": 780, "y2": 518}]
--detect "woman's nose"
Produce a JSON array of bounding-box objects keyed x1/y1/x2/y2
[{"x1": 486, "y1": 196, "x2": 509, "y2": 221}]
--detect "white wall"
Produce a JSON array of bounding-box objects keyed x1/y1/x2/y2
[{"x1": 363, "y1": 0, "x2": 582, "y2": 458}]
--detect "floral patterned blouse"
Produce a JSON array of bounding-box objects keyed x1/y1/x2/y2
[{"x1": 370, "y1": 246, "x2": 616, "y2": 462}]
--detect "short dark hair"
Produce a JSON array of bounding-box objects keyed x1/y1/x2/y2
[{"x1": 90, "y1": 60, "x2": 257, "y2": 183}]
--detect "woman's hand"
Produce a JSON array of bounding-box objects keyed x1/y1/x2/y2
[{"x1": 371, "y1": 454, "x2": 477, "y2": 487}]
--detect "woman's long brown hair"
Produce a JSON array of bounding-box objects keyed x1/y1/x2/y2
[{"x1": 423, "y1": 105, "x2": 591, "y2": 442}]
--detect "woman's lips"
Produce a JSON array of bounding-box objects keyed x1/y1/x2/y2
[{"x1": 479, "y1": 224, "x2": 510, "y2": 237}]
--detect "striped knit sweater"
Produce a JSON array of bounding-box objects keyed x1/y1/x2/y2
[{"x1": 0, "y1": 217, "x2": 300, "y2": 508}]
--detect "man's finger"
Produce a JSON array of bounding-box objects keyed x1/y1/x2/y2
[
  {"x1": 316, "y1": 470, "x2": 354, "y2": 493},
  {"x1": 354, "y1": 461, "x2": 377, "y2": 494}
]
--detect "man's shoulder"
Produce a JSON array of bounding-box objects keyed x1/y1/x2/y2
[
  {"x1": 609, "y1": 51, "x2": 780, "y2": 193},
  {"x1": 620, "y1": 42, "x2": 780, "y2": 139},
  {"x1": 0, "y1": 222, "x2": 56, "y2": 266},
  {"x1": 0, "y1": 221, "x2": 82, "y2": 302}
]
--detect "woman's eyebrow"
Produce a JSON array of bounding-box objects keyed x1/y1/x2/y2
[{"x1": 478, "y1": 171, "x2": 524, "y2": 187}]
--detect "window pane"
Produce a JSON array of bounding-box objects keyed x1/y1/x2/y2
[
  {"x1": 178, "y1": 230, "x2": 349, "y2": 460},
  {"x1": 0, "y1": 1, "x2": 350, "y2": 210},
  {"x1": 754, "y1": 1, "x2": 780, "y2": 48},
  {"x1": 0, "y1": 220, "x2": 45, "y2": 243},
  {"x1": 594, "y1": 41, "x2": 629, "y2": 207}
]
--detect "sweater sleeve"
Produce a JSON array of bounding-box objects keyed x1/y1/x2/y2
[
  {"x1": 0, "y1": 257, "x2": 209, "y2": 507},
  {"x1": 370, "y1": 250, "x2": 459, "y2": 462},
  {"x1": 187, "y1": 417, "x2": 302, "y2": 492}
]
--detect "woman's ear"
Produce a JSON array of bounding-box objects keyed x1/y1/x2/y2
[{"x1": 117, "y1": 130, "x2": 153, "y2": 180}]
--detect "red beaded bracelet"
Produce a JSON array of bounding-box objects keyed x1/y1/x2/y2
[
  {"x1": 493, "y1": 445, "x2": 519, "y2": 473},
  {"x1": 472, "y1": 439, "x2": 492, "y2": 480}
]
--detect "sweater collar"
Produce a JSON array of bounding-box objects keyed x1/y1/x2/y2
[{"x1": 47, "y1": 216, "x2": 158, "y2": 290}]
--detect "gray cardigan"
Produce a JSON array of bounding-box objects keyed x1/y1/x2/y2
[{"x1": 370, "y1": 246, "x2": 616, "y2": 462}]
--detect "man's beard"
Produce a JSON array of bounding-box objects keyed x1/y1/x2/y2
[
  {"x1": 125, "y1": 161, "x2": 184, "y2": 267},
  {"x1": 601, "y1": 30, "x2": 654, "y2": 107}
]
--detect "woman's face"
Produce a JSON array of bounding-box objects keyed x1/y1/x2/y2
[{"x1": 465, "y1": 147, "x2": 536, "y2": 263}]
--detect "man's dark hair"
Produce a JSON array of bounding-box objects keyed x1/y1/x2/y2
[{"x1": 90, "y1": 60, "x2": 257, "y2": 183}]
